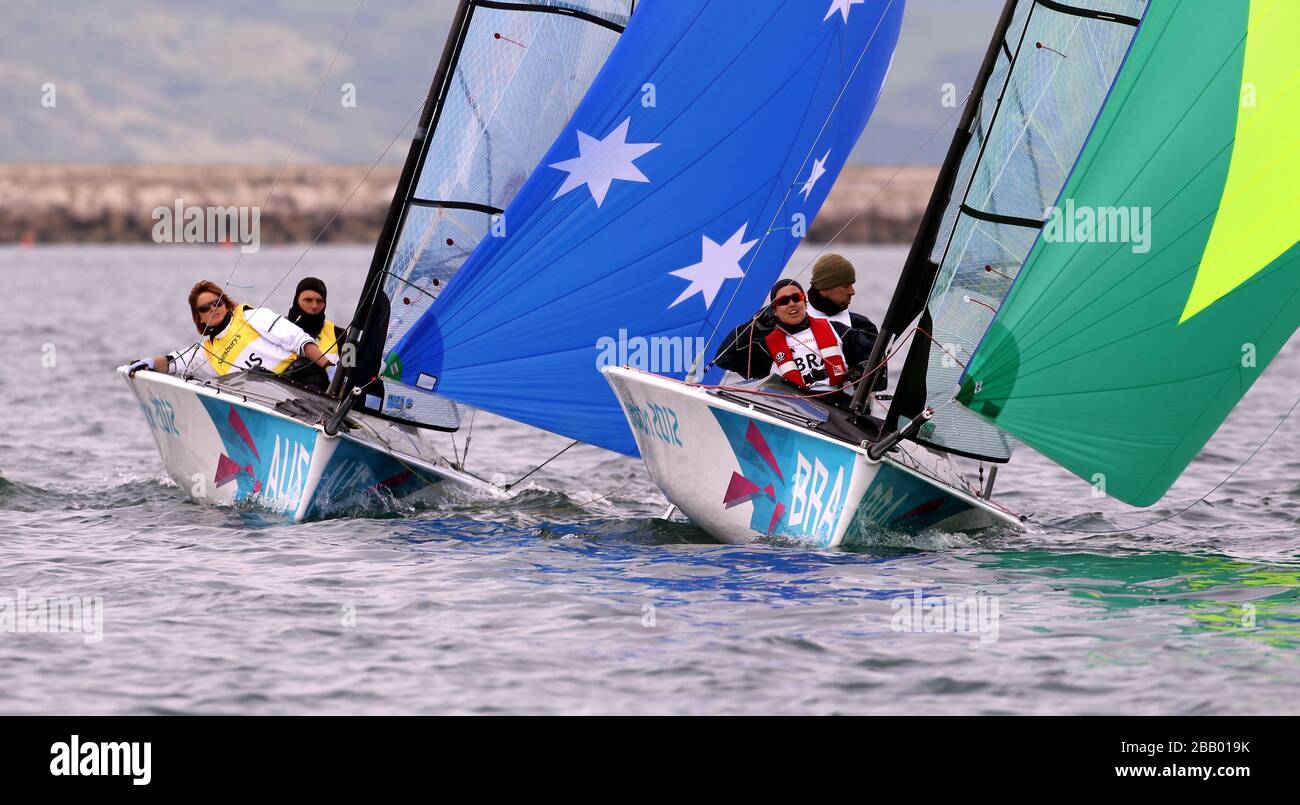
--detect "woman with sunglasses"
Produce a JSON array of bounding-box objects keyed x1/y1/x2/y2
[
  {"x1": 127, "y1": 280, "x2": 332, "y2": 385},
  {"x1": 713, "y1": 279, "x2": 873, "y2": 396}
]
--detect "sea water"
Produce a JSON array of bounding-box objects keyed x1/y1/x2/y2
[{"x1": 0, "y1": 245, "x2": 1296, "y2": 714}]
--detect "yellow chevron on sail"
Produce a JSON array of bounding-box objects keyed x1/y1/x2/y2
[{"x1": 1180, "y1": 0, "x2": 1300, "y2": 324}]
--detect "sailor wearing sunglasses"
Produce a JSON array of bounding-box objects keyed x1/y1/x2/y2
[
  {"x1": 127, "y1": 280, "x2": 332, "y2": 387},
  {"x1": 712, "y1": 278, "x2": 878, "y2": 398}
]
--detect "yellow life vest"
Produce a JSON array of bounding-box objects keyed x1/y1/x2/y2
[
  {"x1": 203, "y1": 305, "x2": 298, "y2": 376},
  {"x1": 317, "y1": 319, "x2": 341, "y2": 357}
]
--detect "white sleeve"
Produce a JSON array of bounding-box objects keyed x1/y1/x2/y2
[
  {"x1": 168, "y1": 343, "x2": 217, "y2": 379},
  {"x1": 245, "y1": 307, "x2": 314, "y2": 355}
]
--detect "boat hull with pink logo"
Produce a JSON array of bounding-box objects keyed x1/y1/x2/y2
[
  {"x1": 603, "y1": 366, "x2": 1020, "y2": 547},
  {"x1": 120, "y1": 367, "x2": 502, "y2": 521}
]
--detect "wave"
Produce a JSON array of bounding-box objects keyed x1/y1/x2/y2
[{"x1": 0, "y1": 472, "x2": 180, "y2": 513}]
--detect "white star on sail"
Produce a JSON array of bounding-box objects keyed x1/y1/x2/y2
[
  {"x1": 549, "y1": 117, "x2": 660, "y2": 207},
  {"x1": 668, "y1": 224, "x2": 759, "y2": 309},
  {"x1": 824, "y1": 0, "x2": 865, "y2": 23},
  {"x1": 800, "y1": 150, "x2": 830, "y2": 200}
]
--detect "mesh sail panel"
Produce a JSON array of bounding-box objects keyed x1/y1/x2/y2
[
  {"x1": 412, "y1": 5, "x2": 625, "y2": 208},
  {"x1": 366, "y1": 0, "x2": 629, "y2": 428},
  {"x1": 914, "y1": 0, "x2": 1145, "y2": 460},
  {"x1": 517, "y1": 0, "x2": 633, "y2": 27},
  {"x1": 929, "y1": 0, "x2": 1030, "y2": 265},
  {"x1": 385, "y1": 206, "x2": 491, "y2": 344}
]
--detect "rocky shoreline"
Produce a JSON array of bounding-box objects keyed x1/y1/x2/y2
[{"x1": 0, "y1": 163, "x2": 937, "y2": 246}]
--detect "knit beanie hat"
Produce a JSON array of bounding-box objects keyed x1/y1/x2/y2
[{"x1": 811, "y1": 254, "x2": 855, "y2": 290}]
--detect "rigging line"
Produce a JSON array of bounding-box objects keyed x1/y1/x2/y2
[
  {"x1": 350, "y1": 415, "x2": 492, "y2": 494},
  {"x1": 344, "y1": 394, "x2": 497, "y2": 487},
  {"x1": 925, "y1": 0, "x2": 1039, "y2": 300},
  {"x1": 914, "y1": 325, "x2": 966, "y2": 369},
  {"x1": 173, "y1": 101, "x2": 425, "y2": 378},
  {"x1": 1028, "y1": 386, "x2": 1300, "y2": 535},
  {"x1": 461, "y1": 408, "x2": 477, "y2": 469},
  {"x1": 504, "y1": 440, "x2": 579, "y2": 491},
  {"x1": 356, "y1": 395, "x2": 611, "y2": 507},
  {"x1": 697, "y1": 0, "x2": 901, "y2": 362},
  {"x1": 219, "y1": 0, "x2": 367, "y2": 293},
  {"x1": 785, "y1": 97, "x2": 970, "y2": 289},
  {"x1": 705, "y1": 88, "x2": 972, "y2": 372}
]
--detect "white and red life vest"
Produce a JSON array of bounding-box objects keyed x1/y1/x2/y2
[{"x1": 764, "y1": 316, "x2": 847, "y2": 390}]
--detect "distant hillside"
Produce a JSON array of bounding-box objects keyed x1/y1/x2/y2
[
  {"x1": 0, "y1": 0, "x2": 1002, "y2": 166},
  {"x1": 0, "y1": 163, "x2": 938, "y2": 245}
]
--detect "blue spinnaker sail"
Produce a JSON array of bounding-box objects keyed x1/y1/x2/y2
[{"x1": 388, "y1": 0, "x2": 906, "y2": 454}]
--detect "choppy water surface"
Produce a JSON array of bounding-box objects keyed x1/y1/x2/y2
[{"x1": 1, "y1": 245, "x2": 1297, "y2": 714}]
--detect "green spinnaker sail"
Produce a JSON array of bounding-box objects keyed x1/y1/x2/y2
[{"x1": 957, "y1": 0, "x2": 1300, "y2": 506}]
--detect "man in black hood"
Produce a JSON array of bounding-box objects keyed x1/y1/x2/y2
[{"x1": 284, "y1": 277, "x2": 340, "y2": 391}]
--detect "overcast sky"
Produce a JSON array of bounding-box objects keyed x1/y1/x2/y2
[{"x1": 0, "y1": 0, "x2": 1004, "y2": 165}]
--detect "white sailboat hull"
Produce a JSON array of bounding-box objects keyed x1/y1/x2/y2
[
  {"x1": 603, "y1": 367, "x2": 1021, "y2": 547},
  {"x1": 121, "y1": 368, "x2": 502, "y2": 521}
]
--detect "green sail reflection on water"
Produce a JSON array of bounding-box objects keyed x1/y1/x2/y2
[
  {"x1": 958, "y1": 0, "x2": 1300, "y2": 506},
  {"x1": 974, "y1": 550, "x2": 1300, "y2": 650}
]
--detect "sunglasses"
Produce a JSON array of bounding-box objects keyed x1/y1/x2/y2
[
  {"x1": 773, "y1": 292, "x2": 804, "y2": 307},
  {"x1": 195, "y1": 298, "x2": 226, "y2": 314}
]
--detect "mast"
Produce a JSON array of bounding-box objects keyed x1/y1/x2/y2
[
  {"x1": 329, "y1": 0, "x2": 475, "y2": 400},
  {"x1": 951, "y1": 0, "x2": 1294, "y2": 506},
  {"x1": 377, "y1": 0, "x2": 907, "y2": 456},
  {"x1": 328, "y1": 1, "x2": 634, "y2": 434},
  {"x1": 850, "y1": 0, "x2": 1020, "y2": 421}
]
